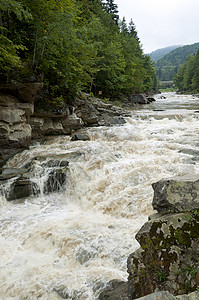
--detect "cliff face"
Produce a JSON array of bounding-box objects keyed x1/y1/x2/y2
[
  {"x1": 127, "y1": 175, "x2": 199, "y2": 299},
  {"x1": 0, "y1": 82, "x2": 42, "y2": 167},
  {"x1": 0, "y1": 84, "x2": 128, "y2": 168}
]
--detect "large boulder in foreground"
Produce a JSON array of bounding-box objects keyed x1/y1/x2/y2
[
  {"x1": 127, "y1": 211, "x2": 199, "y2": 299},
  {"x1": 152, "y1": 175, "x2": 199, "y2": 213},
  {"x1": 127, "y1": 175, "x2": 199, "y2": 299}
]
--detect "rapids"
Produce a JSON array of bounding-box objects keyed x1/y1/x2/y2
[{"x1": 1, "y1": 92, "x2": 199, "y2": 299}]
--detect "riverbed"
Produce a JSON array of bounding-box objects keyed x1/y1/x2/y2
[{"x1": 0, "y1": 92, "x2": 199, "y2": 299}]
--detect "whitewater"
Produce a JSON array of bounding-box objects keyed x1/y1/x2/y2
[{"x1": 1, "y1": 93, "x2": 199, "y2": 299}]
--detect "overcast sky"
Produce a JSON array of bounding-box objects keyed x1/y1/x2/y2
[{"x1": 115, "y1": 0, "x2": 199, "y2": 53}]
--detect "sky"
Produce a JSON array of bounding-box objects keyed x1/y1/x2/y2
[{"x1": 115, "y1": 0, "x2": 199, "y2": 54}]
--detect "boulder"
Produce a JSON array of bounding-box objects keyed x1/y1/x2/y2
[
  {"x1": 135, "y1": 290, "x2": 199, "y2": 299},
  {"x1": 127, "y1": 211, "x2": 199, "y2": 299},
  {"x1": 71, "y1": 133, "x2": 90, "y2": 141},
  {"x1": 43, "y1": 168, "x2": 67, "y2": 194},
  {"x1": 98, "y1": 115, "x2": 126, "y2": 126},
  {"x1": 75, "y1": 101, "x2": 99, "y2": 124},
  {"x1": 6, "y1": 179, "x2": 39, "y2": 201},
  {"x1": 136, "y1": 291, "x2": 176, "y2": 299},
  {"x1": 128, "y1": 94, "x2": 148, "y2": 104},
  {"x1": 152, "y1": 175, "x2": 199, "y2": 213},
  {"x1": 147, "y1": 97, "x2": 156, "y2": 103},
  {"x1": 99, "y1": 280, "x2": 128, "y2": 300}
]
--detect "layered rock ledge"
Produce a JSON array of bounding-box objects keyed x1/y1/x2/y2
[{"x1": 0, "y1": 84, "x2": 138, "y2": 167}]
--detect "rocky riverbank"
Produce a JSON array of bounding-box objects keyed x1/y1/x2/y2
[{"x1": 0, "y1": 82, "x2": 155, "y2": 169}]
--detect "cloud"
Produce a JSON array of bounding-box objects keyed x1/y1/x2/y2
[{"x1": 115, "y1": 0, "x2": 199, "y2": 53}]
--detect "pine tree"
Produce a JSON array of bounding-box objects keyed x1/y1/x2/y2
[
  {"x1": 128, "y1": 18, "x2": 139, "y2": 41},
  {"x1": 119, "y1": 17, "x2": 128, "y2": 35},
  {"x1": 103, "y1": 0, "x2": 119, "y2": 25}
]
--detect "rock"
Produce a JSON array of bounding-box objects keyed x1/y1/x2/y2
[
  {"x1": 44, "y1": 159, "x2": 69, "y2": 168},
  {"x1": 0, "y1": 94, "x2": 33, "y2": 149},
  {"x1": 62, "y1": 114, "x2": 84, "y2": 130},
  {"x1": 99, "y1": 280, "x2": 128, "y2": 300},
  {"x1": 44, "y1": 168, "x2": 67, "y2": 194},
  {"x1": 135, "y1": 290, "x2": 199, "y2": 299},
  {"x1": 179, "y1": 149, "x2": 199, "y2": 156},
  {"x1": 30, "y1": 113, "x2": 84, "y2": 138},
  {"x1": 177, "y1": 290, "x2": 199, "y2": 299},
  {"x1": 128, "y1": 94, "x2": 148, "y2": 104},
  {"x1": 136, "y1": 291, "x2": 176, "y2": 299},
  {"x1": 98, "y1": 115, "x2": 126, "y2": 126},
  {"x1": 1, "y1": 158, "x2": 69, "y2": 201},
  {"x1": 74, "y1": 96, "x2": 99, "y2": 124},
  {"x1": 71, "y1": 133, "x2": 90, "y2": 141},
  {"x1": 0, "y1": 82, "x2": 43, "y2": 103},
  {"x1": 5, "y1": 178, "x2": 39, "y2": 201},
  {"x1": 147, "y1": 97, "x2": 156, "y2": 103},
  {"x1": 0, "y1": 148, "x2": 21, "y2": 168},
  {"x1": 127, "y1": 211, "x2": 199, "y2": 299},
  {"x1": 152, "y1": 175, "x2": 199, "y2": 213},
  {"x1": 0, "y1": 168, "x2": 28, "y2": 179}
]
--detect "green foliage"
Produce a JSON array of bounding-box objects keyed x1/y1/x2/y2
[
  {"x1": 149, "y1": 45, "x2": 182, "y2": 62},
  {"x1": 156, "y1": 270, "x2": 168, "y2": 282},
  {"x1": 155, "y1": 43, "x2": 199, "y2": 81},
  {"x1": 174, "y1": 50, "x2": 199, "y2": 93},
  {"x1": 0, "y1": 0, "x2": 32, "y2": 80},
  {"x1": 0, "y1": 0, "x2": 156, "y2": 98}
]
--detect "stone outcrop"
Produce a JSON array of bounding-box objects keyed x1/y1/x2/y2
[
  {"x1": 98, "y1": 280, "x2": 128, "y2": 300},
  {"x1": 152, "y1": 175, "x2": 199, "y2": 213},
  {"x1": 0, "y1": 85, "x2": 131, "y2": 167},
  {"x1": 127, "y1": 94, "x2": 156, "y2": 105},
  {"x1": 127, "y1": 175, "x2": 199, "y2": 299},
  {"x1": 71, "y1": 133, "x2": 90, "y2": 141},
  {"x1": 0, "y1": 82, "x2": 43, "y2": 167},
  {"x1": 135, "y1": 290, "x2": 199, "y2": 299},
  {"x1": 0, "y1": 94, "x2": 33, "y2": 149},
  {"x1": 30, "y1": 94, "x2": 128, "y2": 138},
  {"x1": 30, "y1": 113, "x2": 84, "y2": 137}
]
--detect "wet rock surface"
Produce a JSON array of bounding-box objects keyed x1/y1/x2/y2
[
  {"x1": 0, "y1": 158, "x2": 69, "y2": 201},
  {"x1": 0, "y1": 85, "x2": 131, "y2": 158},
  {"x1": 136, "y1": 290, "x2": 199, "y2": 299},
  {"x1": 152, "y1": 175, "x2": 199, "y2": 213},
  {"x1": 71, "y1": 133, "x2": 90, "y2": 141},
  {"x1": 127, "y1": 175, "x2": 199, "y2": 299},
  {"x1": 98, "y1": 280, "x2": 128, "y2": 300}
]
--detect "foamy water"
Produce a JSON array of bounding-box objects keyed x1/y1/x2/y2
[{"x1": 1, "y1": 93, "x2": 199, "y2": 299}]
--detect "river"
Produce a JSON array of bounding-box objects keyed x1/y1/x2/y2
[{"x1": 0, "y1": 92, "x2": 199, "y2": 299}]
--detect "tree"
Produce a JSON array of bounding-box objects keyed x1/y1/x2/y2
[
  {"x1": 103, "y1": 0, "x2": 119, "y2": 25},
  {"x1": 0, "y1": 0, "x2": 31, "y2": 80},
  {"x1": 128, "y1": 18, "x2": 139, "y2": 41}
]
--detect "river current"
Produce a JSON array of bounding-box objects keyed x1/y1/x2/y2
[{"x1": 1, "y1": 92, "x2": 199, "y2": 299}]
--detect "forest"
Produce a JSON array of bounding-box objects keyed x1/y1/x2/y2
[
  {"x1": 149, "y1": 45, "x2": 181, "y2": 63},
  {"x1": 0, "y1": 0, "x2": 157, "y2": 102},
  {"x1": 174, "y1": 49, "x2": 199, "y2": 93},
  {"x1": 155, "y1": 43, "x2": 199, "y2": 81}
]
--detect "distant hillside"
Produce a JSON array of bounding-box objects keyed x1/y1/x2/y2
[
  {"x1": 156, "y1": 42, "x2": 199, "y2": 81},
  {"x1": 149, "y1": 45, "x2": 182, "y2": 62}
]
